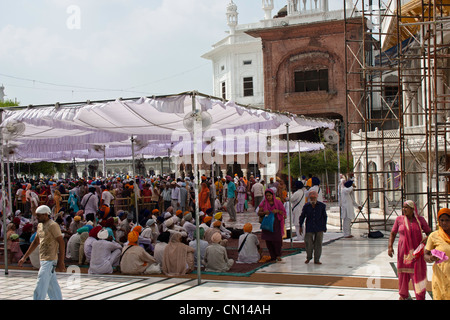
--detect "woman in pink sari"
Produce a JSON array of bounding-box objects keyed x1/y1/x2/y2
[
  {"x1": 258, "y1": 189, "x2": 286, "y2": 262},
  {"x1": 388, "y1": 200, "x2": 431, "y2": 300}
]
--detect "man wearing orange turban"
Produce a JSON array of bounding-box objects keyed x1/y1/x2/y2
[
  {"x1": 127, "y1": 230, "x2": 139, "y2": 246},
  {"x1": 237, "y1": 223, "x2": 261, "y2": 264},
  {"x1": 120, "y1": 227, "x2": 159, "y2": 275}
]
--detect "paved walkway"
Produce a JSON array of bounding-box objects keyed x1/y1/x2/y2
[{"x1": 0, "y1": 209, "x2": 435, "y2": 301}]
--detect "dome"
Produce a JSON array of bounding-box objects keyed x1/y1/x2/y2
[{"x1": 227, "y1": 1, "x2": 237, "y2": 12}]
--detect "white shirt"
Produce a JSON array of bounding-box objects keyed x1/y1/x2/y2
[
  {"x1": 101, "y1": 190, "x2": 114, "y2": 206},
  {"x1": 88, "y1": 239, "x2": 122, "y2": 274},
  {"x1": 236, "y1": 233, "x2": 260, "y2": 264},
  {"x1": 251, "y1": 182, "x2": 264, "y2": 197}
]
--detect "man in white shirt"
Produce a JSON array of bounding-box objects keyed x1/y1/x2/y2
[
  {"x1": 88, "y1": 228, "x2": 122, "y2": 274},
  {"x1": 289, "y1": 181, "x2": 306, "y2": 241},
  {"x1": 237, "y1": 223, "x2": 261, "y2": 264},
  {"x1": 101, "y1": 185, "x2": 114, "y2": 206},
  {"x1": 81, "y1": 187, "x2": 99, "y2": 223},
  {"x1": 251, "y1": 179, "x2": 264, "y2": 209},
  {"x1": 170, "y1": 182, "x2": 181, "y2": 212}
]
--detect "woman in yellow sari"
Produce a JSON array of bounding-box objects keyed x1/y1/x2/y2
[{"x1": 424, "y1": 208, "x2": 450, "y2": 300}]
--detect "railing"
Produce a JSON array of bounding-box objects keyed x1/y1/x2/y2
[{"x1": 15, "y1": 195, "x2": 159, "y2": 217}]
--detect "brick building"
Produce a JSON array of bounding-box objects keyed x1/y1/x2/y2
[{"x1": 246, "y1": 16, "x2": 364, "y2": 147}]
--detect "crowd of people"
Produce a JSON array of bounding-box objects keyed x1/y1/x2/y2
[
  {"x1": 0, "y1": 173, "x2": 328, "y2": 275},
  {"x1": 1, "y1": 172, "x2": 448, "y2": 301}
]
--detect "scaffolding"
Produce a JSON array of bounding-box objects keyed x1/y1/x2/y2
[{"x1": 344, "y1": 0, "x2": 450, "y2": 231}]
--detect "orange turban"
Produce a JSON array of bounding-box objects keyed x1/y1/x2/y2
[
  {"x1": 133, "y1": 225, "x2": 142, "y2": 234},
  {"x1": 152, "y1": 209, "x2": 159, "y2": 214},
  {"x1": 203, "y1": 216, "x2": 212, "y2": 223},
  {"x1": 128, "y1": 231, "x2": 139, "y2": 245},
  {"x1": 176, "y1": 210, "x2": 183, "y2": 216},
  {"x1": 243, "y1": 223, "x2": 253, "y2": 233}
]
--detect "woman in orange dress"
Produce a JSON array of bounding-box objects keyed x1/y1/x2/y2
[{"x1": 199, "y1": 182, "x2": 211, "y2": 213}]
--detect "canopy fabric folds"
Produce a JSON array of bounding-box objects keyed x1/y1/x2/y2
[{"x1": 0, "y1": 92, "x2": 334, "y2": 162}]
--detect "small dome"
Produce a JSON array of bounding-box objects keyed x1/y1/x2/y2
[{"x1": 227, "y1": 1, "x2": 237, "y2": 12}]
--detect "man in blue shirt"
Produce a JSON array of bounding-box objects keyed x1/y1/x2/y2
[
  {"x1": 299, "y1": 190, "x2": 327, "y2": 264},
  {"x1": 225, "y1": 175, "x2": 237, "y2": 222}
]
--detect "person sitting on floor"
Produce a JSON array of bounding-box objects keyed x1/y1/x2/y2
[
  {"x1": 120, "y1": 228, "x2": 160, "y2": 275},
  {"x1": 84, "y1": 226, "x2": 102, "y2": 264},
  {"x1": 203, "y1": 232, "x2": 234, "y2": 273},
  {"x1": 204, "y1": 220, "x2": 228, "y2": 246},
  {"x1": 88, "y1": 228, "x2": 122, "y2": 274},
  {"x1": 141, "y1": 218, "x2": 159, "y2": 245},
  {"x1": 154, "y1": 231, "x2": 170, "y2": 268},
  {"x1": 182, "y1": 212, "x2": 196, "y2": 241},
  {"x1": 237, "y1": 223, "x2": 261, "y2": 264},
  {"x1": 200, "y1": 215, "x2": 212, "y2": 232},
  {"x1": 212, "y1": 211, "x2": 231, "y2": 239},
  {"x1": 189, "y1": 227, "x2": 208, "y2": 267},
  {"x1": 66, "y1": 225, "x2": 93, "y2": 263},
  {"x1": 162, "y1": 232, "x2": 195, "y2": 276}
]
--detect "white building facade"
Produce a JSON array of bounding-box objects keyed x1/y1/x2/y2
[{"x1": 201, "y1": 0, "x2": 343, "y2": 108}]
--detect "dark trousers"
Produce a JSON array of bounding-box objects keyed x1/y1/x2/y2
[
  {"x1": 304, "y1": 231, "x2": 323, "y2": 262},
  {"x1": 265, "y1": 240, "x2": 282, "y2": 260}
]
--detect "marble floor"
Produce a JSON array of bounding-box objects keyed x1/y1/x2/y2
[{"x1": 0, "y1": 208, "x2": 435, "y2": 301}]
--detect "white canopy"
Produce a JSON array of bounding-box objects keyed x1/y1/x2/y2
[{"x1": 1, "y1": 92, "x2": 334, "y2": 162}]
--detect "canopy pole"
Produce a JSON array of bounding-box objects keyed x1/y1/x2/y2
[
  {"x1": 336, "y1": 122, "x2": 342, "y2": 231},
  {"x1": 297, "y1": 141, "x2": 302, "y2": 178},
  {"x1": 103, "y1": 146, "x2": 106, "y2": 179},
  {"x1": 131, "y1": 135, "x2": 139, "y2": 225},
  {"x1": 6, "y1": 151, "x2": 13, "y2": 226},
  {"x1": 286, "y1": 123, "x2": 293, "y2": 248},
  {"x1": 323, "y1": 148, "x2": 329, "y2": 201},
  {"x1": 1, "y1": 127, "x2": 8, "y2": 274},
  {"x1": 192, "y1": 92, "x2": 202, "y2": 285}
]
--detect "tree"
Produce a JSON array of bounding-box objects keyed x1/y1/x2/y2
[
  {"x1": 282, "y1": 146, "x2": 353, "y2": 179},
  {"x1": 0, "y1": 99, "x2": 20, "y2": 108}
]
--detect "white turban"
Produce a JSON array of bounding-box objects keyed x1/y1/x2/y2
[{"x1": 97, "y1": 229, "x2": 109, "y2": 240}]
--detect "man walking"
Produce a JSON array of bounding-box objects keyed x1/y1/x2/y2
[
  {"x1": 251, "y1": 178, "x2": 264, "y2": 209},
  {"x1": 298, "y1": 190, "x2": 327, "y2": 264},
  {"x1": 225, "y1": 176, "x2": 237, "y2": 222},
  {"x1": 18, "y1": 205, "x2": 66, "y2": 300}
]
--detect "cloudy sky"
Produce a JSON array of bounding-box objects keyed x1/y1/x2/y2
[{"x1": 0, "y1": 0, "x2": 344, "y2": 106}]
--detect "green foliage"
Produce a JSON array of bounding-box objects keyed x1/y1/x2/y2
[
  {"x1": 0, "y1": 99, "x2": 20, "y2": 108},
  {"x1": 282, "y1": 147, "x2": 353, "y2": 178}
]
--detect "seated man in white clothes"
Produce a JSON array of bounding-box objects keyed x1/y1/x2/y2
[{"x1": 237, "y1": 223, "x2": 261, "y2": 264}]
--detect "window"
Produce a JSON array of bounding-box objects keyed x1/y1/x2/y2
[
  {"x1": 384, "y1": 85, "x2": 399, "y2": 108},
  {"x1": 221, "y1": 81, "x2": 226, "y2": 99},
  {"x1": 243, "y1": 77, "x2": 254, "y2": 97},
  {"x1": 294, "y1": 69, "x2": 328, "y2": 92}
]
